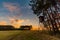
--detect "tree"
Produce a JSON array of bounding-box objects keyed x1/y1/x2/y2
[{"x1": 30, "y1": 0, "x2": 60, "y2": 33}]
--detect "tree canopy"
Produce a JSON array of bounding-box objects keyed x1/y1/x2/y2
[{"x1": 30, "y1": 0, "x2": 60, "y2": 34}]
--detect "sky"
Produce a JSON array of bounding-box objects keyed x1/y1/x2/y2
[{"x1": 0, "y1": 0, "x2": 39, "y2": 29}]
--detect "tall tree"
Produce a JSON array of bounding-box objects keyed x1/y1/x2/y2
[{"x1": 30, "y1": 0, "x2": 60, "y2": 33}]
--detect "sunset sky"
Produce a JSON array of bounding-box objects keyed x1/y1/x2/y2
[{"x1": 0, "y1": 0, "x2": 39, "y2": 28}]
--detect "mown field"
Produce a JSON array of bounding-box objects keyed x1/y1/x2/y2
[{"x1": 0, "y1": 30, "x2": 60, "y2": 40}]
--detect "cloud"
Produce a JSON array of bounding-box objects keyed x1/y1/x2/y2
[
  {"x1": 3, "y1": 2, "x2": 20, "y2": 12},
  {"x1": 8, "y1": 16, "x2": 32, "y2": 28},
  {"x1": 12, "y1": 19, "x2": 24, "y2": 28},
  {"x1": 3, "y1": 2, "x2": 21, "y2": 18},
  {"x1": 0, "y1": 21, "x2": 7, "y2": 25},
  {"x1": 10, "y1": 19, "x2": 24, "y2": 28},
  {"x1": 8, "y1": 17, "x2": 24, "y2": 28}
]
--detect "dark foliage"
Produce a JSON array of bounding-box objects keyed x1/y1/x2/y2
[{"x1": 30, "y1": 0, "x2": 60, "y2": 34}]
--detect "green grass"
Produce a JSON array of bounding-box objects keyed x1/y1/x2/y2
[
  {"x1": 0, "y1": 30, "x2": 20, "y2": 40},
  {"x1": 0, "y1": 30, "x2": 59, "y2": 40}
]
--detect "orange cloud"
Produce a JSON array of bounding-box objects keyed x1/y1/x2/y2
[
  {"x1": 0, "y1": 16, "x2": 25, "y2": 28},
  {"x1": 11, "y1": 19, "x2": 24, "y2": 28},
  {"x1": 8, "y1": 17, "x2": 24, "y2": 28},
  {"x1": 0, "y1": 21, "x2": 7, "y2": 25}
]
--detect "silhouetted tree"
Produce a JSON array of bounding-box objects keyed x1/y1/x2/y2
[{"x1": 30, "y1": 0, "x2": 60, "y2": 33}]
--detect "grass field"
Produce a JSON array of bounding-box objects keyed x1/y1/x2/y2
[{"x1": 0, "y1": 30, "x2": 60, "y2": 40}]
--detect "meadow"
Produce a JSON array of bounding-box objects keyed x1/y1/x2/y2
[{"x1": 0, "y1": 30, "x2": 60, "y2": 40}]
